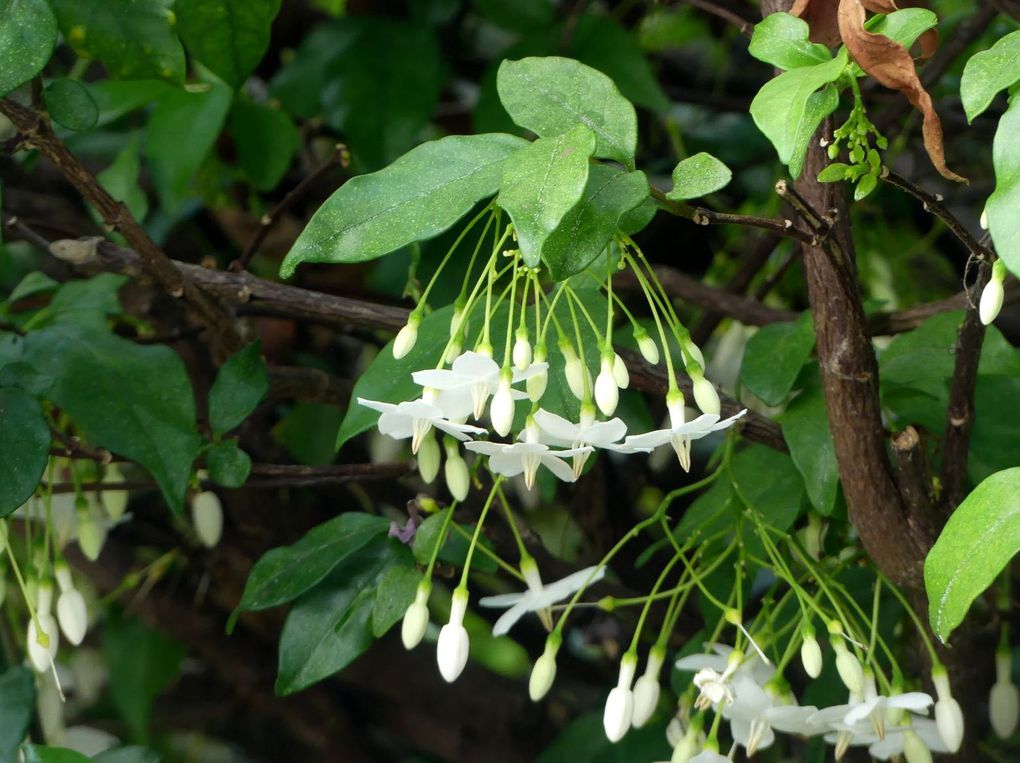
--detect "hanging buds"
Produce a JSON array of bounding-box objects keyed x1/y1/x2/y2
[
  {"x1": 75, "y1": 502, "x2": 104, "y2": 562},
  {"x1": 595, "y1": 357, "x2": 619, "y2": 416},
  {"x1": 416, "y1": 433, "x2": 440, "y2": 484},
  {"x1": 401, "y1": 580, "x2": 431, "y2": 650},
  {"x1": 828, "y1": 622, "x2": 864, "y2": 697},
  {"x1": 932, "y1": 665, "x2": 964, "y2": 752},
  {"x1": 612, "y1": 352, "x2": 629, "y2": 390},
  {"x1": 490, "y1": 373, "x2": 515, "y2": 437},
  {"x1": 529, "y1": 634, "x2": 561, "y2": 702},
  {"x1": 980, "y1": 260, "x2": 1007, "y2": 326},
  {"x1": 191, "y1": 491, "x2": 224, "y2": 549},
  {"x1": 393, "y1": 312, "x2": 422, "y2": 359},
  {"x1": 513, "y1": 330, "x2": 533, "y2": 372},
  {"x1": 635, "y1": 328, "x2": 660, "y2": 365},
  {"x1": 527, "y1": 343, "x2": 549, "y2": 402},
  {"x1": 691, "y1": 372, "x2": 721, "y2": 416},
  {"x1": 631, "y1": 646, "x2": 665, "y2": 728},
  {"x1": 27, "y1": 582, "x2": 59, "y2": 673},
  {"x1": 603, "y1": 652, "x2": 638, "y2": 743},
  {"x1": 100, "y1": 463, "x2": 129, "y2": 520},
  {"x1": 902, "y1": 728, "x2": 933, "y2": 763},
  {"x1": 990, "y1": 647, "x2": 1019, "y2": 739},
  {"x1": 561, "y1": 340, "x2": 587, "y2": 401},
  {"x1": 444, "y1": 439, "x2": 470, "y2": 502},
  {"x1": 54, "y1": 562, "x2": 87, "y2": 646},
  {"x1": 437, "y1": 588, "x2": 470, "y2": 683},
  {"x1": 800, "y1": 625, "x2": 823, "y2": 679}
]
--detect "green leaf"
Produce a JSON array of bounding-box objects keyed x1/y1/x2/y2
[
  {"x1": 961, "y1": 29, "x2": 1020, "y2": 122},
  {"x1": 750, "y1": 51, "x2": 847, "y2": 176},
  {"x1": 0, "y1": 666, "x2": 35, "y2": 763},
  {"x1": 497, "y1": 56, "x2": 637, "y2": 168},
  {"x1": 498, "y1": 125, "x2": 596, "y2": 268},
  {"x1": 666, "y1": 152, "x2": 732, "y2": 201},
  {"x1": 24, "y1": 324, "x2": 200, "y2": 512},
  {"x1": 0, "y1": 0, "x2": 56, "y2": 97},
  {"x1": 749, "y1": 12, "x2": 831, "y2": 70},
  {"x1": 44, "y1": 273, "x2": 127, "y2": 327},
  {"x1": 230, "y1": 99, "x2": 299, "y2": 191},
  {"x1": 234, "y1": 512, "x2": 390, "y2": 614},
  {"x1": 91, "y1": 747, "x2": 160, "y2": 763},
  {"x1": 208, "y1": 341, "x2": 268, "y2": 435},
  {"x1": 97, "y1": 133, "x2": 149, "y2": 222},
  {"x1": 865, "y1": 8, "x2": 938, "y2": 52},
  {"x1": 411, "y1": 507, "x2": 498, "y2": 573},
  {"x1": 543, "y1": 166, "x2": 649, "y2": 280},
  {"x1": 987, "y1": 96, "x2": 1020, "y2": 277},
  {"x1": 730, "y1": 445, "x2": 806, "y2": 532},
  {"x1": 816, "y1": 162, "x2": 851, "y2": 183},
  {"x1": 0, "y1": 387, "x2": 50, "y2": 517},
  {"x1": 782, "y1": 369, "x2": 839, "y2": 515},
  {"x1": 788, "y1": 85, "x2": 840, "y2": 180},
  {"x1": 206, "y1": 439, "x2": 251, "y2": 488},
  {"x1": 536, "y1": 711, "x2": 671, "y2": 763},
  {"x1": 50, "y1": 0, "x2": 185, "y2": 82},
  {"x1": 472, "y1": 0, "x2": 552, "y2": 32},
  {"x1": 925, "y1": 467, "x2": 1020, "y2": 641},
  {"x1": 174, "y1": 0, "x2": 280, "y2": 88},
  {"x1": 103, "y1": 612, "x2": 184, "y2": 743},
  {"x1": 280, "y1": 133, "x2": 526, "y2": 277},
  {"x1": 321, "y1": 18, "x2": 443, "y2": 171},
  {"x1": 21, "y1": 747, "x2": 90, "y2": 763},
  {"x1": 7, "y1": 271, "x2": 58, "y2": 304},
  {"x1": 0, "y1": 363, "x2": 52, "y2": 396},
  {"x1": 145, "y1": 77, "x2": 232, "y2": 213},
  {"x1": 740, "y1": 313, "x2": 814, "y2": 406},
  {"x1": 276, "y1": 537, "x2": 410, "y2": 695},
  {"x1": 371, "y1": 564, "x2": 422, "y2": 637},
  {"x1": 42, "y1": 78, "x2": 98, "y2": 131},
  {"x1": 273, "y1": 402, "x2": 343, "y2": 466},
  {"x1": 268, "y1": 21, "x2": 358, "y2": 120}
]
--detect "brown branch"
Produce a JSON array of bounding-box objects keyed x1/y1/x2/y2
[
  {"x1": 267, "y1": 365, "x2": 352, "y2": 406},
  {"x1": 0, "y1": 96, "x2": 242, "y2": 355},
  {"x1": 890, "y1": 426, "x2": 937, "y2": 545},
  {"x1": 882, "y1": 171, "x2": 994, "y2": 263},
  {"x1": 232, "y1": 143, "x2": 350, "y2": 272},
  {"x1": 940, "y1": 261, "x2": 991, "y2": 512}
]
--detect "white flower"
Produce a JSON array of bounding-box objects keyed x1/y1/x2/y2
[
  {"x1": 604, "y1": 653, "x2": 638, "y2": 742},
  {"x1": 688, "y1": 751, "x2": 729, "y2": 763},
  {"x1": 533, "y1": 407, "x2": 627, "y2": 478},
  {"x1": 465, "y1": 441, "x2": 592, "y2": 490},
  {"x1": 990, "y1": 648, "x2": 1019, "y2": 739},
  {"x1": 722, "y1": 677, "x2": 819, "y2": 755},
  {"x1": 412, "y1": 351, "x2": 544, "y2": 420},
  {"x1": 809, "y1": 703, "x2": 879, "y2": 758},
  {"x1": 675, "y1": 644, "x2": 775, "y2": 688},
  {"x1": 594, "y1": 358, "x2": 619, "y2": 415},
  {"x1": 868, "y1": 717, "x2": 948, "y2": 761},
  {"x1": 623, "y1": 394, "x2": 746, "y2": 470},
  {"x1": 842, "y1": 686, "x2": 933, "y2": 741},
  {"x1": 478, "y1": 564, "x2": 604, "y2": 636},
  {"x1": 437, "y1": 588, "x2": 470, "y2": 682},
  {"x1": 358, "y1": 397, "x2": 486, "y2": 454},
  {"x1": 27, "y1": 582, "x2": 59, "y2": 673}
]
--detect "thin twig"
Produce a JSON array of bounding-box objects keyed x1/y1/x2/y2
[
  {"x1": 232, "y1": 143, "x2": 350, "y2": 272},
  {"x1": 679, "y1": 0, "x2": 755, "y2": 35}
]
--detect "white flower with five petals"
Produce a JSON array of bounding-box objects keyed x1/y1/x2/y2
[
  {"x1": 412, "y1": 351, "x2": 546, "y2": 420},
  {"x1": 533, "y1": 406, "x2": 628, "y2": 477},
  {"x1": 478, "y1": 564, "x2": 605, "y2": 636},
  {"x1": 358, "y1": 398, "x2": 486, "y2": 453},
  {"x1": 465, "y1": 441, "x2": 592, "y2": 489},
  {"x1": 623, "y1": 395, "x2": 746, "y2": 470}
]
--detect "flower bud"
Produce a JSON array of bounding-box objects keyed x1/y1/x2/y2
[
  {"x1": 401, "y1": 580, "x2": 431, "y2": 650},
  {"x1": 444, "y1": 440, "x2": 470, "y2": 502},
  {"x1": 831, "y1": 634, "x2": 864, "y2": 697},
  {"x1": 416, "y1": 433, "x2": 440, "y2": 484},
  {"x1": 981, "y1": 208, "x2": 989, "y2": 230},
  {"x1": 631, "y1": 647, "x2": 665, "y2": 728},
  {"x1": 933, "y1": 666, "x2": 964, "y2": 752},
  {"x1": 595, "y1": 358, "x2": 619, "y2": 416},
  {"x1": 76, "y1": 507, "x2": 103, "y2": 562},
  {"x1": 449, "y1": 303, "x2": 466, "y2": 337},
  {"x1": 55, "y1": 563, "x2": 87, "y2": 646},
  {"x1": 27, "y1": 615, "x2": 58, "y2": 673},
  {"x1": 800, "y1": 626, "x2": 823, "y2": 679},
  {"x1": 561, "y1": 341, "x2": 587, "y2": 401},
  {"x1": 100, "y1": 463, "x2": 129, "y2": 520},
  {"x1": 682, "y1": 340, "x2": 705, "y2": 370},
  {"x1": 691, "y1": 373, "x2": 720, "y2": 416},
  {"x1": 980, "y1": 277, "x2": 1005, "y2": 326},
  {"x1": 527, "y1": 343, "x2": 549, "y2": 402},
  {"x1": 670, "y1": 721, "x2": 701, "y2": 763},
  {"x1": 490, "y1": 374, "x2": 515, "y2": 437},
  {"x1": 990, "y1": 649, "x2": 1019, "y2": 739},
  {"x1": 604, "y1": 653, "x2": 637, "y2": 742},
  {"x1": 612, "y1": 352, "x2": 629, "y2": 389},
  {"x1": 437, "y1": 588, "x2": 470, "y2": 682},
  {"x1": 902, "y1": 728, "x2": 933, "y2": 763},
  {"x1": 191, "y1": 491, "x2": 224, "y2": 549},
  {"x1": 513, "y1": 332, "x2": 533, "y2": 372},
  {"x1": 393, "y1": 313, "x2": 421, "y2": 359},
  {"x1": 636, "y1": 330, "x2": 660, "y2": 365},
  {"x1": 529, "y1": 635, "x2": 561, "y2": 702}
]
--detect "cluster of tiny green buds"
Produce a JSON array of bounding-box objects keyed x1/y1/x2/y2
[
  {"x1": 818, "y1": 105, "x2": 888, "y2": 201},
  {"x1": 980, "y1": 259, "x2": 1007, "y2": 326}
]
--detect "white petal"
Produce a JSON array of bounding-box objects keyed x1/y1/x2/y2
[
  {"x1": 622, "y1": 429, "x2": 672, "y2": 450},
  {"x1": 357, "y1": 397, "x2": 399, "y2": 414},
  {"x1": 491, "y1": 598, "x2": 534, "y2": 637},
  {"x1": 538, "y1": 565, "x2": 605, "y2": 604},
  {"x1": 675, "y1": 654, "x2": 727, "y2": 673},
  {"x1": 887, "y1": 692, "x2": 934, "y2": 713},
  {"x1": 487, "y1": 452, "x2": 526, "y2": 478},
  {"x1": 452, "y1": 351, "x2": 499, "y2": 379},
  {"x1": 478, "y1": 592, "x2": 528, "y2": 608},
  {"x1": 377, "y1": 411, "x2": 414, "y2": 439},
  {"x1": 540, "y1": 453, "x2": 580, "y2": 483},
  {"x1": 533, "y1": 409, "x2": 579, "y2": 444},
  {"x1": 411, "y1": 369, "x2": 464, "y2": 390}
]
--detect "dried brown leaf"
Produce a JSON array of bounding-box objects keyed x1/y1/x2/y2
[
  {"x1": 791, "y1": 0, "x2": 842, "y2": 47},
  {"x1": 837, "y1": 0, "x2": 966, "y2": 183}
]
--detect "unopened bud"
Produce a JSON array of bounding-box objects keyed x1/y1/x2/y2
[
  {"x1": 800, "y1": 626, "x2": 823, "y2": 678},
  {"x1": 612, "y1": 352, "x2": 629, "y2": 389},
  {"x1": 401, "y1": 581, "x2": 431, "y2": 650},
  {"x1": 444, "y1": 439, "x2": 470, "y2": 502},
  {"x1": 101, "y1": 463, "x2": 129, "y2": 520},
  {"x1": 980, "y1": 261, "x2": 1007, "y2": 326},
  {"x1": 980, "y1": 208, "x2": 989, "y2": 230},
  {"x1": 27, "y1": 615, "x2": 59, "y2": 673},
  {"x1": 631, "y1": 647, "x2": 665, "y2": 727},
  {"x1": 561, "y1": 341, "x2": 587, "y2": 401},
  {"x1": 831, "y1": 634, "x2": 864, "y2": 696},
  {"x1": 902, "y1": 728, "x2": 933, "y2": 763},
  {"x1": 393, "y1": 313, "x2": 421, "y2": 359},
  {"x1": 691, "y1": 373, "x2": 721, "y2": 416},
  {"x1": 528, "y1": 343, "x2": 549, "y2": 401},
  {"x1": 513, "y1": 332, "x2": 533, "y2": 371},
  {"x1": 991, "y1": 649, "x2": 1019, "y2": 739},
  {"x1": 76, "y1": 507, "x2": 103, "y2": 562},
  {"x1": 490, "y1": 374, "x2": 515, "y2": 437},
  {"x1": 595, "y1": 358, "x2": 619, "y2": 416},
  {"x1": 933, "y1": 665, "x2": 964, "y2": 752},
  {"x1": 636, "y1": 331, "x2": 660, "y2": 365},
  {"x1": 191, "y1": 491, "x2": 224, "y2": 549},
  {"x1": 604, "y1": 653, "x2": 637, "y2": 742},
  {"x1": 437, "y1": 588, "x2": 470, "y2": 682},
  {"x1": 529, "y1": 635, "x2": 561, "y2": 701},
  {"x1": 416, "y1": 433, "x2": 440, "y2": 484}
]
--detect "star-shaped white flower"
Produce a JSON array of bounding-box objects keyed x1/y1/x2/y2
[
  {"x1": 532, "y1": 407, "x2": 628, "y2": 477},
  {"x1": 478, "y1": 564, "x2": 605, "y2": 636},
  {"x1": 868, "y1": 717, "x2": 948, "y2": 760},
  {"x1": 358, "y1": 397, "x2": 486, "y2": 453},
  {"x1": 623, "y1": 397, "x2": 746, "y2": 470},
  {"x1": 675, "y1": 644, "x2": 775, "y2": 688},
  {"x1": 465, "y1": 441, "x2": 592, "y2": 489},
  {"x1": 412, "y1": 351, "x2": 546, "y2": 420},
  {"x1": 842, "y1": 687, "x2": 933, "y2": 740},
  {"x1": 721, "y1": 676, "x2": 821, "y2": 755}
]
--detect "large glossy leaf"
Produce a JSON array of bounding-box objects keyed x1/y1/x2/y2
[
  {"x1": 0, "y1": 666, "x2": 35, "y2": 763},
  {"x1": 234, "y1": 512, "x2": 390, "y2": 614},
  {"x1": 987, "y1": 96, "x2": 1020, "y2": 277},
  {"x1": 276, "y1": 537, "x2": 411, "y2": 695},
  {"x1": 371, "y1": 564, "x2": 422, "y2": 638},
  {"x1": 789, "y1": 85, "x2": 840, "y2": 180},
  {"x1": 174, "y1": 0, "x2": 280, "y2": 88},
  {"x1": 750, "y1": 51, "x2": 847, "y2": 175},
  {"x1": 230, "y1": 99, "x2": 299, "y2": 191},
  {"x1": 208, "y1": 341, "x2": 268, "y2": 435},
  {"x1": 542, "y1": 166, "x2": 648, "y2": 280},
  {"x1": 498, "y1": 125, "x2": 596, "y2": 268},
  {"x1": 730, "y1": 445, "x2": 806, "y2": 532},
  {"x1": 497, "y1": 56, "x2": 637, "y2": 168},
  {"x1": 666, "y1": 152, "x2": 732, "y2": 201},
  {"x1": 21, "y1": 747, "x2": 90, "y2": 763},
  {"x1": 0, "y1": 0, "x2": 56, "y2": 97},
  {"x1": 0, "y1": 388, "x2": 49, "y2": 517},
  {"x1": 961, "y1": 29, "x2": 1020, "y2": 123},
  {"x1": 781, "y1": 369, "x2": 838, "y2": 515},
  {"x1": 24, "y1": 324, "x2": 200, "y2": 512},
  {"x1": 925, "y1": 468, "x2": 1020, "y2": 641},
  {"x1": 740, "y1": 312, "x2": 815, "y2": 406},
  {"x1": 42, "y1": 78, "x2": 98, "y2": 131},
  {"x1": 49, "y1": 0, "x2": 185, "y2": 82},
  {"x1": 280, "y1": 133, "x2": 526, "y2": 277},
  {"x1": 865, "y1": 9, "x2": 938, "y2": 52},
  {"x1": 749, "y1": 12, "x2": 831, "y2": 70},
  {"x1": 92, "y1": 748, "x2": 160, "y2": 763}
]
